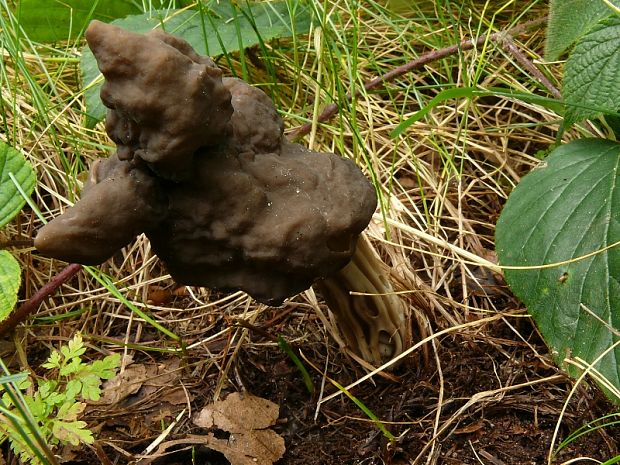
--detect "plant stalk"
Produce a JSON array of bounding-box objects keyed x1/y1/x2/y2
[{"x1": 0, "y1": 263, "x2": 82, "y2": 336}]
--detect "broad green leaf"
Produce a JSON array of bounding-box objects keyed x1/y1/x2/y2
[
  {"x1": 80, "y1": 54, "x2": 107, "y2": 129},
  {"x1": 0, "y1": 141, "x2": 36, "y2": 229},
  {"x1": 496, "y1": 139, "x2": 620, "y2": 403},
  {"x1": 563, "y1": 16, "x2": 620, "y2": 125},
  {"x1": 545, "y1": 0, "x2": 619, "y2": 61},
  {"x1": 15, "y1": 0, "x2": 141, "y2": 43},
  {"x1": 0, "y1": 251, "x2": 21, "y2": 322},
  {"x1": 81, "y1": 1, "x2": 312, "y2": 125}
]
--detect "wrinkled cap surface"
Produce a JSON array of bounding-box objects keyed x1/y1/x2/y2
[
  {"x1": 147, "y1": 141, "x2": 377, "y2": 305},
  {"x1": 223, "y1": 77, "x2": 284, "y2": 154},
  {"x1": 34, "y1": 156, "x2": 166, "y2": 265},
  {"x1": 85, "y1": 20, "x2": 233, "y2": 180},
  {"x1": 35, "y1": 21, "x2": 377, "y2": 305}
]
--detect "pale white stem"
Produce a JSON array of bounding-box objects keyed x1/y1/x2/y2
[{"x1": 315, "y1": 235, "x2": 410, "y2": 366}]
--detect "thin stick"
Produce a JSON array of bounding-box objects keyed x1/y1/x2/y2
[
  {"x1": 500, "y1": 35, "x2": 562, "y2": 99},
  {"x1": 0, "y1": 263, "x2": 82, "y2": 336},
  {"x1": 0, "y1": 239, "x2": 35, "y2": 248},
  {"x1": 289, "y1": 17, "x2": 549, "y2": 139}
]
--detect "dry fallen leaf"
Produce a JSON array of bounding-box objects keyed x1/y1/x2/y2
[
  {"x1": 193, "y1": 392, "x2": 285, "y2": 465},
  {"x1": 99, "y1": 363, "x2": 146, "y2": 405}
]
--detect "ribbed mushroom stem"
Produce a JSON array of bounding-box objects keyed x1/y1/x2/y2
[{"x1": 315, "y1": 235, "x2": 410, "y2": 366}]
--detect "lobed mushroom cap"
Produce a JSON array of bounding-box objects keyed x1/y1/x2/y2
[
  {"x1": 85, "y1": 20, "x2": 233, "y2": 180},
  {"x1": 34, "y1": 155, "x2": 166, "y2": 265},
  {"x1": 35, "y1": 21, "x2": 377, "y2": 305},
  {"x1": 223, "y1": 77, "x2": 284, "y2": 154},
  {"x1": 147, "y1": 141, "x2": 377, "y2": 305}
]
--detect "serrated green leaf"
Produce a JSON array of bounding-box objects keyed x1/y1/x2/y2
[
  {"x1": 45, "y1": 392, "x2": 66, "y2": 409},
  {"x1": 89, "y1": 353, "x2": 121, "y2": 380},
  {"x1": 36, "y1": 380, "x2": 65, "y2": 412},
  {"x1": 0, "y1": 141, "x2": 36, "y2": 229},
  {"x1": 0, "y1": 251, "x2": 21, "y2": 322},
  {"x1": 64, "y1": 333, "x2": 86, "y2": 359},
  {"x1": 78, "y1": 373, "x2": 103, "y2": 401},
  {"x1": 42, "y1": 350, "x2": 62, "y2": 370},
  {"x1": 496, "y1": 139, "x2": 620, "y2": 403},
  {"x1": 25, "y1": 393, "x2": 48, "y2": 420},
  {"x1": 56, "y1": 401, "x2": 85, "y2": 422},
  {"x1": 65, "y1": 379, "x2": 82, "y2": 401},
  {"x1": 51, "y1": 419, "x2": 93, "y2": 445},
  {"x1": 81, "y1": 1, "x2": 312, "y2": 125},
  {"x1": 36, "y1": 380, "x2": 52, "y2": 400},
  {"x1": 563, "y1": 16, "x2": 620, "y2": 125},
  {"x1": 13, "y1": 434, "x2": 44, "y2": 465},
  {"x1": 59, "y1": 357, "x2": 82, "y2": 377},
  {"x1": 15, "y1": 0, "x2": 142, "y2": 43},
  {"x1": 1, "y1": 392, "x2": 12, "y2": 407},
  {"x1": 545, "y1": 0, "x2": 619, "y2": 60}
]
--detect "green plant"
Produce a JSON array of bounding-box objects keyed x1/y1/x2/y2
[
  {"x1": 14, "y1": 0, "x2": 142, "y2": 42},
  {"x1": 495, "y1": 0, "x2": 620, "y2": 403},
  {"x1": 553, "y1": 413, "x2": 620, "y2": 463},
  {"x1": 277, "y1": 335, "x2": 315, "y2": 394},
  {"x1": 80, "y1": 0, "x2": 313, "y2": 126},
  {"x1": 0, "y1": 141, "x2": 36, "y2": 322},
  {"x1": 0, "y1": 334, "x2": 120, "y2": 464}
]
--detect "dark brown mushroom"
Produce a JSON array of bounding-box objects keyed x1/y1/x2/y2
[
  {"x1": 85, "y1": 20, "x2": 233, "y2": 180},
  {"x1": 34, "y1": 156, "x2": 166, "y2": 264},
  {"x1": 145, "y1": 140, "x2": 377, "y2": 305},
  {"x1": 34, "y1": 21, "x2": 409, "y2": 365}
]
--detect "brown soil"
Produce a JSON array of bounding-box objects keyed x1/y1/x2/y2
[
  {"x1": 247, "y1": 316, "x2": 620, "y2": 465},
  {"x1": 5, "y1": 299, "x2": 613, "y2": 465}
]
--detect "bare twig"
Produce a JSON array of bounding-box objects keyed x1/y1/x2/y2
[
  {"x1": 0, "y1": 238, "x2": 35, "y2": 249},
  {"x1": 289, "y1": 16, "x2": 549, "y2": 139},
  {"x1": 0, "y1": 263, "x2": 82, "y2": 336},
  {"x1": 500, "y1": 35, "x2": 562, "y2": 99}
]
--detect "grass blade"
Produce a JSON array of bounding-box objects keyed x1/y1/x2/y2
[{"x1": 277, "y1": 335, "x2": 315, "y2": 394}]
